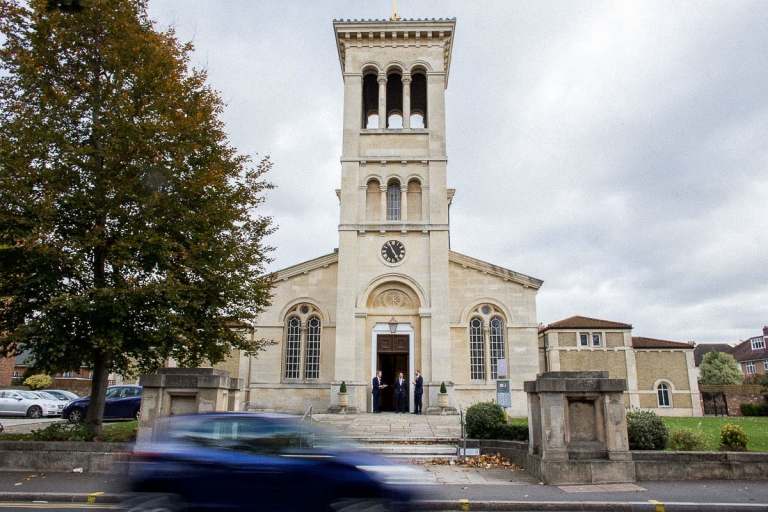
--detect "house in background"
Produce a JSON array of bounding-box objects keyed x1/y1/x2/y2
[
  {"x1": 538, "y1": 316, "x2": 701, "y2": 417},
  {"x1": 692, "y1": 343, "x2": 734, "y2": 380},
  {"x1": 730, "y1": 327, "x2": 768, "y2": 377}
]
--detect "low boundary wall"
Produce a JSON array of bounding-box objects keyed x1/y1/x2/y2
[
  {"x1": 465, "y1": 439, "x2": 768, "y2": 482},
  {"x1": 0, "y1": 442, "x2": 130, "y2": 472}
]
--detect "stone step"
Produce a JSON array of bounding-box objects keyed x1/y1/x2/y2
[{"x1": 364, "y1": 443, "x2": 458, "y2": 455}]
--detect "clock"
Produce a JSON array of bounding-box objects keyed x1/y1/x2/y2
[{"x1": 381, "y1": 240, "x2": 406, "y2": 263}]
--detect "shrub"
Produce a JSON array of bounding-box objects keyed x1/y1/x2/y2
[
  {"x1": 720, "y1": 423, "x2": 748, "y2": 450},
  {"x1": 491, "y1": 423, "x2": 528, "y2": 441},
  {"x1": 626, "y1": 409, "x2": 669, "y2": 450},
  {"x1": 32, "y1": 422, "x2": 95, "y2": 442},
  {"x1": 466, "y1": 401, "x2": 505, "y2": 439},
  {"x1": 23, "y1": 374, "x2": 52, "y2": 390},
  {"x1": 740, "y1": 402, "x2": 768, "y2": 417},
  {"x1": 339, "y1": 381, "x2": 347, "y2": 393},
  {"x1": 440, "y1": 381, "x2": 447, "y2": 394},
  {"x1": 668, "y1": 427, "x2": 706, "y2": 451}
]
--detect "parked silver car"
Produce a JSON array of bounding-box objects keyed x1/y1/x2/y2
[
  {"x1": 31, "y1": 391, "x2": 66, "y2": 416},
  {"x1": 0, "y1": 390, "x2": 59, "y2": 418},
  {"x1": 40, "y1": 389, "x2": 80, "y2": 402}
]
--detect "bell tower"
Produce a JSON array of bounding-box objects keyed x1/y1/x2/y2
[{"x1": 332, "y1": 18, "x2": 456, "y2": 409}]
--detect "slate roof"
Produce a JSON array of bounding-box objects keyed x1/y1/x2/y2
[
  {"x1": 632, "y1": 337, "x2": 693, "y2": 350},
  {"x1": 539, "y1": 316, "x2": 632, "y2": 333},
  {"x1": 693, "y1": 343, "x2": 733, "y2": 366},
  {"x1": 729, "y1": 337, "x2": 768, "y2": 363}
]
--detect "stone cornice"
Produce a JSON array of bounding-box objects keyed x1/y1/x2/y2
[
  {"x1": 275, "y1": 252, "x2": 339, "y2": 281},
  {"x1": 339, "y1": 223, "x2": 448, "y2": 232},
  {"x1": 449, "y1": 251, "x2": 544, "y2": 290},
  {"x1": 333, "y1": 18, "x2": 456, "y2": 86}
]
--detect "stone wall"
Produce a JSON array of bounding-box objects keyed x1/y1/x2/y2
[
  {"x1": 700, "y1": 385, "x2": 766, "y2": 416},
  {"x1": 0, "y1": 442, "x2": 129, "y2": 473}
]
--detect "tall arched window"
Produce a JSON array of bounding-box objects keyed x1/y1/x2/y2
[
  {"x1": 406, "y1": 179, "x2": 422, "y2": 221},
  {"x1": 285, "y1": 317, "x2": 301, "y2": 379},
  {"x1": 304, "y1": 317, "x2": 321, "y2": 379},
  {"x1": 470, "y1": 318, "x2": 485, "y2": 380},
  {"x1": 387, "y1": 183, "x2": 401, "y2": 220},
  {"x1": 657, "y1": 383, "x2": 670, "y2": 407},
  {"x1": 489, "y1": 317, "x2": 506, "y2": 379},
  {"x1": 362, "y1": 73, "x2": 379, "y2": 128},
  {"x1": 366, "y1": 179, "x2": 381, "y2": 220}
]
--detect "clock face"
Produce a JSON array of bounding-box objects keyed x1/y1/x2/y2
[{"x1": 381, "y1": 240, "x2": 406, "y2": 263}]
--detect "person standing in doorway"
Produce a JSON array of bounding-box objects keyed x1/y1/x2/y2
[
  {"x1": 371, "y1": 370, "x2": 386, "y2": 413},
  {"x1": 412, "y1": 369, "x2": 423, "y2": 414},
  {"x1": 395, "y1": 372, "x2": 407, "y2": 413}
]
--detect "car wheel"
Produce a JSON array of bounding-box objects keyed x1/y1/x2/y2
[
  {"x1": 134, "y1": 408, "x2": 141, "y2": 421},
  {"x1": 68, "y1": 408, "x2": 84, "y2": 423},
  {"x1": 327, "y1": 498, "x2": 394, "y2": 512},
  {"x1": 27, "y1": 406, "x2": 42, "y2": 419},
  {"x1": 123, "y1": 493, "x2": 183, "y2": 512}
]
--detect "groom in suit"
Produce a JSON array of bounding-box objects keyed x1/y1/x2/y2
[
  {"x1": 412, "y1": 369, "x2": 423, "y2": 414},
  {"x1": 394, "y1": 372, "x2": 407, "y2": 413},
  {"x1": 371, "y1": 370, "x2": 384, "y2": 413}
]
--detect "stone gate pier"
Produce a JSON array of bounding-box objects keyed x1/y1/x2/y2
[{"x1": 525, "y1": 371, "x2": 636, "y2": 485}]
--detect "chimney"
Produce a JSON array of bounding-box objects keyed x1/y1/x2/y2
[{"x1": 763, "y1": 326, "x2": 768, "y2": 337}]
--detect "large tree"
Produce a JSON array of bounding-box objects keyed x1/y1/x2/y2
[
  {"x1": 0, "y1": 0, "x2": 274, "y2": 435},
  {"x1": 699, "y1": 351, "x2": 743, "y2": 386}
]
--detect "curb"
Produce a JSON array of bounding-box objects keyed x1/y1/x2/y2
[{"x1": 0, "y1": 494, "x2": 765, "y2": 511}]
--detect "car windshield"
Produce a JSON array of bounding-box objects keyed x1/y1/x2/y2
[
  {"x1": 36, "y1": 392, "x2": 57, "y2": 400},
  {"x1": 154, "y1": 415, "x2": 358, "y2": 455},
  {"x1": 18, "y1": 391, "x2": 40, "y2": 400},
  {"x1": 105, "y1": 387, "x2": 120, "y2": 399}
]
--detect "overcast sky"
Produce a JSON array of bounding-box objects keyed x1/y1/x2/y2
[{"x1": 146, "y1": 1, "x2": 768, "y2": 344}]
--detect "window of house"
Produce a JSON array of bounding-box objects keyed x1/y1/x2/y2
[
  {"x1": 746, "y1": 362, "x2": 756, "y2": 374},
  {"x1": 12, "y1": 371, "x2": 19, "y2": 378},
  {"x1": 751, "y1": 337, "x2": 766, "y2": 351},
  {"x1": 469, "y1": 318, "x2": 485, "y2": 380},
  {"x1": 284, "y1": 317, "x2": 301, "y2": 379},
  {"x1": 592, "y1": 333, "x2": 601, "y2": 347},
  {"x1": 657, "y1": 383, "x2": 670, "y2": 407},
  {"x1": 579, "y1": 333, "x2": 589, "y2": 347},
  {"x1": 304, "y1": 317, "x2": 321, "y2": 379},
  {"x1": 489, "y1": 317, "x2": 505, "y2": 379},
  {"x1": 62, "y1": 371, "x2": 73, "y2": 378},
  {"x1": 387, "y1": 183, "x2": 401, "y2": 220},
  {"x1": 579, "y1": 332, "x2": 602, "y2": 347},
  {"x1": 764, "y1": 360, "x2": 768, "y2": 371}
]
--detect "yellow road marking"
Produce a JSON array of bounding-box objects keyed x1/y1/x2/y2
[
  {"x1": 459, "y1": 498, "x2": 470, "y2": 511},
  {"x1": 0, "y1": 504, "x2": 120, "y2": 509},
  {"x1": 86, "y1": 493, "x2": 103, "y2": 504},
  {"x1": 648, "y1": 499, "x2": 664, "y2": 512}
]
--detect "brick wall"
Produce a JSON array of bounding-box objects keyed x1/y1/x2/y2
[
  {"x1": 635, "y1": 351, "x2": 690, "y2": 390},
  {"x1": 0, "y1": 356, "x2": 15, "y2": 387},
  {"x1": 699, "y1": 385, "x2": 766, "y2": 416},
  {"x1": 559, "y1": 350, "x2": 628, "y2": 379}
]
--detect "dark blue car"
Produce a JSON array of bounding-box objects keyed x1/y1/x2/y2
[
  {"x1": 62, "y1": 385, "x2": 142, "y2": 423},
  {"x1": 126, "y1": 412, "x2": 418, "y2": 512}
]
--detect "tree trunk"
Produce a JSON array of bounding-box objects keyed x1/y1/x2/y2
[{"x1": 85, "y1": 351, "x2": 110, "y2": 437}]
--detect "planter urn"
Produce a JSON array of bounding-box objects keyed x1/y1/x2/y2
[
  {"x1": 437, "y1": 392, "x2": 449, "y2": 413},
  {"x1": 337, "y1": 392, "x2": 348, "y2": 414}
]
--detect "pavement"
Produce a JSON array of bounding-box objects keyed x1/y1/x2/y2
[{"x1": 0, "y1": 413, "x2": 767, "y2": 510}]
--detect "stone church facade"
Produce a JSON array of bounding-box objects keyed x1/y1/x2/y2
[{"x1": 245, "y1": 18, "x2": 541, "y2": 417}]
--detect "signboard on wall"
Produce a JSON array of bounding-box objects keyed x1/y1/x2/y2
[
  {"x1": 497, "y1": 359, "x2": 507, "y2": 378},
  {"x1": 496, "y1": 379, "x2": 511, "y2": 408}
]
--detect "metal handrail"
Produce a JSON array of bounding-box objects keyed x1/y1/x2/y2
[
  {"x1": 459, "y1": 405, "x2": 466, "y2": 462},
  {"x1": 299, "y1": 402, "x2": 314, "y2": 447}
]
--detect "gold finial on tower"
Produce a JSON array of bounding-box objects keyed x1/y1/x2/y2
[{"x1": 390, "y1": 0, "x2": 402, "y2": 20}]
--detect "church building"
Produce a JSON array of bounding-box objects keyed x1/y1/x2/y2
[{"x1": 245, "y1": 17, "x2": 542, "y2": 416}]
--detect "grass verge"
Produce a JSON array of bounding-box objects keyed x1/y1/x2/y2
[
  {"x1": 0, "y1": 420, "x2": 137, "y2": 443},
  {"x1": 663, "y1": 416, "x2": 768, "y2": 452}
]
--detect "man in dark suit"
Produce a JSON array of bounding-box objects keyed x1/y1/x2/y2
[
  {"x1": 412, "y1": 369, "x2": 423, "y2": 414},
  {"x1": 371, "y1": 371, "x2": 385, "y2": 413},
  {"x1": 394, "y1": 372, "x2": 407, "y2": 413}
]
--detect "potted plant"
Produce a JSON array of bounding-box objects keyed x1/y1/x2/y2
[
  {"x1": 438, "y1": 381, "x2": 449, "y2": 413},
  {"x1": 337, "y1": 381, "x2": 348, "y2": 414}
]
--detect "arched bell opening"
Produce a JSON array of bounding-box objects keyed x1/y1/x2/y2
[
  {"x1": 410, "y1": 72, "x2": 427, "y2": 128},
  {"x1": 362, "y1": 73, "x2": 380, "y2": 129}
]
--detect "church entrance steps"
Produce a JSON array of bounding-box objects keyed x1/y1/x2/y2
[
  {"x1": 358, "y1": 441, "x2": 459, "y2": 461},
  {"x1": 312, "y1": 412, "x2": 461, "y2": 440}
]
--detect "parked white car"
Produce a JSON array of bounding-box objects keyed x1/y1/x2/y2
[
  {"x1": 31, "y1": 391, "x2": 66, "y2": 416},
  {"x1": 0, "y1": 390, "x2": 59, "y2": 418}
]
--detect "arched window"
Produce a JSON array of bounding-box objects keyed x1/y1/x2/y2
[
  {"x1": 366, "y1": 179, "x2": 381, "y2": 220},
  {"x1": 470, "y1": 318, "x2": 485, "y2": 380},
  {"x1": 489, "y1": 317, "x2": 506, "y2": 379},
  {"x1": 386, "y1": 72, "x2": 403, "y2": 129},
  {"x1": 362, "y1": 73, "x2": 379, "y2": 128},
  {"x1": 387, "y1": 183, "x2": 401, "y2": 220},
  {"x1": 304, "y1": 317, "x2": 321, "y2": 379},
  {"x1": 410, "y1": 72, "x2": 427, "y2": 128},
  {"x1": 657, "y1": 383, "x2": 670, "y2": 407},
  {"x1": 406, "y1": 179, "x2": 422, "y2": 221},
  {"x1": 285, "y1": 316, "x2": 301, "y2": 379}
]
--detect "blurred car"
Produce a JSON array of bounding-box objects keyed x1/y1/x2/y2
[
  {"x1": 30, "y1": 391, "x2": 66, "y2": 416},
  {"x1": 41, "y1": 389, "x2": 80, "y2": 402},
  {"x1": 126, "y1": 412, "x2": 418, "y2": 512},
  {"x1": 62, "y1": 385, "x2": 142, "y2": 423},
  {"x1": 0, "y1": 390, "x2": 60, "y2": 418}
]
